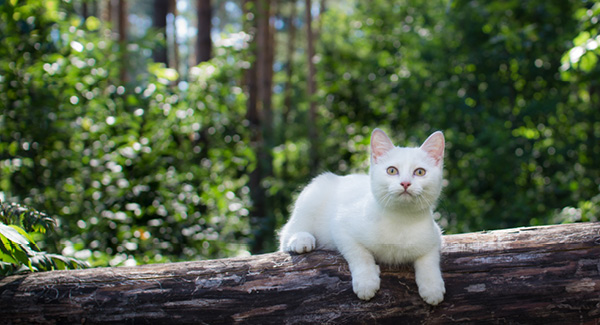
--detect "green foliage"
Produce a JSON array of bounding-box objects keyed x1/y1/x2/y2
[
  {"x1": 315, "y1": 0, "x2": 600, "y2": 233},
  {"x1": 0, "y1": 0, "x2": 252, "y2": 266},
  {"x1": 1, "y1": 0, "x2": 599, "y2": 266},
  {"x1": 561, "y1": 2, "x2": 600, "y2": 77},
  {"x1": 0, "y1": 201, "x2": 87, "y2": 276}
]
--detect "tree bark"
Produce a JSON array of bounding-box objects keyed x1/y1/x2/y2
[
  {"x1": 196, "y1": 0, "x2": 212, "y2": 63},
  {"x1": 2, "y1": 222, "x2": 599, "y2": 324}
]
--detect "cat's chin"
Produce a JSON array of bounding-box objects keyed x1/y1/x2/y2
[
  {"x1": 395, "y1": 192, "x2": 413, "y2": 202},
  {"x1": 385, "y1": 193, "x2": 434, "y2": 212},
  {"x1": 399, "y1": 193, "x2": 414, "y2": 199}
]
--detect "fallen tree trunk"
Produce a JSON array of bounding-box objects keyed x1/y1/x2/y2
[{"x1": 1, "y1": 222, "x2": 599, "y2": 324}]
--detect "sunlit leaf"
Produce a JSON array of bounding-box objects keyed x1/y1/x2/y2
[{"x1": 0, "y1": 223, "x2": 30, "y2": 246}]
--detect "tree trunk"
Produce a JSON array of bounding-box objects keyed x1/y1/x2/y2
[
  {"x1": 153, "y1": 0, "x2": 168, "y2": 64},
  {"x1": 81, "y1": 1, "x2": 89, "y2": 19},
  {"x1": 1, "y1": 222, "x2": 599, "y2": 324},
  {"x1": 244, "y1": 0, "x2": 275, "y2": 254},
  {"x1": 305, "y1": 0, "x2": 319, "y2": 172},
  {"x1": 168, "y1": 0, "x2": 179, "y2": 72},
  {"x1": 117, "y1": 0, "x2": 128, "y2": 83},
  {"x1": 317, "y1": 0, "x2": 326, "y2": 36},
  {"x1": 196, "y1": 0, "x2": 212, "y2": 63},
  {"x1": 282, "y1": 0, "x2": 297, "y2": 178},
  {"x1": 101, "y1": 0, "x2": 112, "y2": 24},
  {"x1": 243, "y1": 0, "x2": 262, "y2": 246}
]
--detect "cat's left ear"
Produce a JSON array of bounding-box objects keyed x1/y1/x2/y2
[{"x1": 420, "y1": 131, "x2": 445, "y2": 166}]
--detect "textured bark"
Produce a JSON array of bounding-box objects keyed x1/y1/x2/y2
[{"x1": 1, "y1": 222, "x2": 599, "y2": 324}]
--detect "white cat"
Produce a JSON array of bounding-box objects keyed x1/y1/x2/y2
[{"x1": 279, "y1": 128, "x2": 446, "y2": 305}]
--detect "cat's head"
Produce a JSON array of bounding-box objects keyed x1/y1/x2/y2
[{"x1": 369, "y1": 129, "x2": 445, "y2": 212}]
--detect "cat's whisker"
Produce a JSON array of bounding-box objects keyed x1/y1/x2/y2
[
  {"x1": 380, "y1": 192, "x2": 395, "y2": 208},
  {"x1": 417, "y1": 194, "x2": 434, "y2": 210}
]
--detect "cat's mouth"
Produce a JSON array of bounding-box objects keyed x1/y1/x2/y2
[{"x1": 399, "y1": 190, "x2": 413, "y2": 197}]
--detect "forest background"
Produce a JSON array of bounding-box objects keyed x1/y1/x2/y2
[{"x1": 1, "y1": 0, "x2": 599, "y2": 271}]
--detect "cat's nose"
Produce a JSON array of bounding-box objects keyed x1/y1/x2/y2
[{"x1": 401, "y1": 181, "x2": 411, "y2": 190}]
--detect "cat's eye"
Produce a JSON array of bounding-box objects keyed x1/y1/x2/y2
[
  {"x1": 414, "y1": 168, "x2": 426, "y2": 176},
  {"x1": 386, "y1": 167, "x2": 399, "y2": 175}
]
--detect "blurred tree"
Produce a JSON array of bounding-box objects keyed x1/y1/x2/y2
[
  {"x1": 242, "y1": 0, "x2": 276, "y2": 253},
  {"x1": 557, "y1": 0, "x2": 600, "y2": 223},
  {"x1": 117, "y1": 0, "x2": 128, "y2": 82},
  {"x1": 153, "y1": 0, "x2": 168, "y2": 64},
  {"x1": 81, "y1": 0, "x2": 98, "y2": 19},
  {"x1": 197, "y1": 0, "x2": 212, "y2": 63},
  {"x1": 0, "y1": 0, "x2": 252, "y2": 266},
  {"x1": 101, "y1": 0, "x2": 112, "y2": 22},
  {"x1": 305, "y1": 0, "x2": 318, "y2": 171},
  {"x1": 168, "y1": 0, "x2": 179, "y2": 72},
  {"x1": 316, "y1": 0, "x2": 597, "y2": 233},
  {"x1": 283, "y1": 0, "x2": 297, "y2": 149}
]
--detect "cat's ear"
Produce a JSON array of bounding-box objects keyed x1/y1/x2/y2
[
  {"x1": 420, "y1": 131, "x2": 445, "y2": 166},
  {"x1": 371, "y1": 128, "x2": 395, "y2": 163}
]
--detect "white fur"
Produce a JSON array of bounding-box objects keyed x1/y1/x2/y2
[{"x1": 279, "y1": 129, "x2": 446, "y2": 305}]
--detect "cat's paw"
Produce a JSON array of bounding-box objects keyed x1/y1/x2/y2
[
  {"x1": 418, "y1": 278, "x2": 446, "y2": 305},
  {"x1": 352, "y1": 266, "x2": 381, "y2": 301},
  {"x1": 286, "y1": 232, "x2": 316, "y2": 254}
]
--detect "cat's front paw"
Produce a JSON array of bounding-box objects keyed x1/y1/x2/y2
[
  {"x1": 418, "y1": 278, "x2": 445, "y2": 305},
  {"x1": 286, "y1": 232, "x2": 316, "y2": 254},
  {"x1": 352, "y1": 266, "x2": 381, "y2": 301}
]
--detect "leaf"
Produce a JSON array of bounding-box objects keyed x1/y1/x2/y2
[
  {"x1": 0, "y1": 261, "x2": 17, "y2": 277},
  {"x1": 0, "y1": 237, "x2": 31, "y2": 269},
  {"x1": 30, "y1": 252, "x2": 89, "y2": 271},
  {"x1": 9, "y1": 225, "x2": 39, "y2": 250},
  {"x1": 0, "y1": 223, "x2": 30, "y2": 246},
  {"x1": 0, "y1": 245, "x2": 19, "y2": 265}
]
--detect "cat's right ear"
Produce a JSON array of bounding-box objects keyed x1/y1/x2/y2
[{"x1": 371, "y1": 128, "x2": 395, "y2": 164}]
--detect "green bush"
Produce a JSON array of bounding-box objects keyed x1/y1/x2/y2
[
  {"x1": 0, "y1": 201, "x2": 87, "y2": 276},
  {"x1": 316, "y1": 0, "x2": 600, "y2": 232},
  {"x1": 1, "y1": 0, "x2": 599, "y2": 266},
  {"x1": 0, "y1": 0, "x2": 252, "y2": 266}
]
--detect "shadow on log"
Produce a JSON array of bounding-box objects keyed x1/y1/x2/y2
[{"x1": 1, "y1": 222, "x2": 600, "y2": 324}]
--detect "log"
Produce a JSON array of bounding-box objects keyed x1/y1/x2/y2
[{"x1": 1, "y1": 222, "x2": 599, "y2": 324}]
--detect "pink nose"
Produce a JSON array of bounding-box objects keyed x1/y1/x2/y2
[{"x1": 401, "y1": 181, "x2": 411, "y2": 190}]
